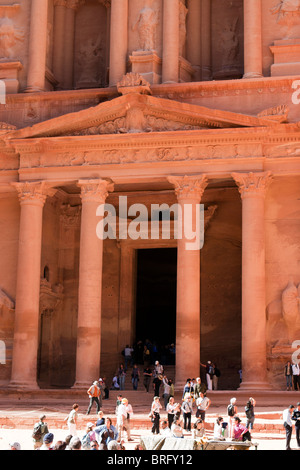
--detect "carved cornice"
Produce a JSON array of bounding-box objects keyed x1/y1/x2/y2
[
  {"x1": 78, "y1": 179, "x2": 114, "y2": 203},
  {"x1": 167, "y1": 175, "x2": 208, "y2": 201},
  {"x1": 231, "y1": 172, "x2": 273, "y2": 199}
]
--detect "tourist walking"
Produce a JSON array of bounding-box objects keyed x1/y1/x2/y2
[
  {"x1": 32, "y1": 414, "x2": 49, "y2": 450},
  {"x1": 285, "y1": 361, "x2": 293, "y2": 391},
  {"x1": 151, "y1": 396, "x2": 162, "y2": 435},
  {"x1": 292, "y1": 402, "x2": 300, "y2": 448},
  {"x1": 131, "y1": 364, "x2": 140, "y2": 390},
  {"x1": 116, "y1": 398, "x2": 133, "y2": 442},
  {"x1": 118, "y1": 364, "x2": 126, "y2": 390},
  {"x1": 166, "y1": 396, "x2": 177, "y2": 428},
  {"x1": 86, "y1": 381, "x2": 101, "y2": 415},
  {"x1": 65, "y1": 403, "x2": 79, "y2": 436},
  {"x1": 162, "y1": 375, "x2": 171, "y2": 409},
  {"x1": 181, "y1": 394, "x2": 193, "y2": 432},
  {"x1": 143, "y1": 365, "x2": 152, "y2": 392},
  {"x1": 124, "y1": 345, "x2": 134, "y2": 372},
  {"x1": 283, "y1": 405, "x2": 295, "y2": 450},
  {"x1": 245, "y1": 397, "x2": 256, "y2": 430}
]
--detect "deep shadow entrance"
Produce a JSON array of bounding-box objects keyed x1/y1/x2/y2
[{"x1": 135, "y1": 248, "x2": 177, "y2": 348}]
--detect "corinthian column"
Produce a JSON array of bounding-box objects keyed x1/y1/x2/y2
[
  {"x1": 10, "y1": 182, "x2": 55, "y2": 389},
  {"x1": 162, "y1": 0, "x2": 180, "y2": 83},
  {"x1": 168, "y1": 175, "x2": 208, "y2": 388},
  {"x1": 243, "y1": 0, "x2": 263, "y2": 78},
  {"x1": 232, "y1": 172, "x2": 273, "y2": 390},
  {"x1": 25, "y1": 0, "x2": 49, "y2": 92},
  {"x1": 109, "y1": 0, "x2": 128, "y2": 86},
  {"x1": 73, "y1": 179, "x2": 114, "y2": 388}
]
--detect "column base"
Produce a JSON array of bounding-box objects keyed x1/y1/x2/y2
[
  {"x1": 24, "y1": 86, "x2": 45, "y2": 93},
  {"x1": 239, "y1": 381, "x2": 274, "y2": 391},
  {"x1": 8, "y1": 380, "x2": 40, "y2": 390},
  {"x1": 72, "y1": 381, "x2": 91, "y2": 390},
  {"x1": 243, "y1": 72, "x2": 264, "y2": 79}
]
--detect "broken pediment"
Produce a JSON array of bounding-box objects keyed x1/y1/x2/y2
[{"x1": 3, "y1": 84, "x2": 291, "y2": 141}]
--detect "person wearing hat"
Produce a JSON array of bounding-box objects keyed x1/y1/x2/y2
[
  {"x1": 87, "y1": 381, "x2": 101, "y2": 415},
  {"x1": 39, "y1": 432, "x2": 54, "y2": 450},
  {"x1": 9, "y1": 442, "x2": 21, "y2": 450},
  {"x1": 32, "y1": 414, "x2": 49, "y2": 449},
  {"x1": 81, "y1": 422, "x2": 96, "y2": 450}
]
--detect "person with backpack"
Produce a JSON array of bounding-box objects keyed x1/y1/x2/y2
[
  {"x1": 227, "y1": 397, "x2": 238, "y2": 439},
  {"x1": 81, "y1": 423, "x2": 96, "y2": 450},
  {"x1": 32, "y1": 414, "x2": 49, "y2": 449},
  {"x1": 245, "y1": 397, "x2": 256, "y2": 431},
  {"x1": 200, "y1": 361, "x2": 214, "y2": 391}
]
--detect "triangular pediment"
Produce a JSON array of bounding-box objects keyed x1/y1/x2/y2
[{"x1": 3, "y1": 89, "x2": 289, "y2": 141}]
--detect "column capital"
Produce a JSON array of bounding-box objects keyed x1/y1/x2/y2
[
  {"x1": 54, "y1": 0, "x2": 67, "y2": 7},
  {"x1": 11, "y1": 181, "x2": 56, "y2": 206},
  {"x1": 78, "y1": 179, "x2": 114, "y2": 204},
  {"x1": 167, "y1": 175, "x2": 208, "y2": 200},
  {"x1": 65, "y1": 0, "x2": 84, "y2": 10},
  {"x1": 232, "y1": 171, "x2": 273, "y2": 199}
]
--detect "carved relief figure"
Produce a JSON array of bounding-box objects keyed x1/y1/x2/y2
[
  {"x1": 0, "y1": 17, "x2": 23, "y2": 59},
  {"x1": 220, "y1": 17, "x2": 239, "y2": 66},
  {"x1": 282, "y1": 279, "x2": 300, "y2": 343},
  {"x1": 76, "y1": 34, "x2": 104, "y2": 87},
  {"x1": 132, "y1": 7, "x2": 158, "y2": 51},
  {"x1": 271, "y1": 0, "x2": 300, "y2": 21},
  {"x1": 179, "y1": 2, "x2": 188, "y2": 57}
]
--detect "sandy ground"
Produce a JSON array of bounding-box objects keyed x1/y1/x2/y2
[{"x1": 0, "y1": 425, "x2": 296, "y2": 452}]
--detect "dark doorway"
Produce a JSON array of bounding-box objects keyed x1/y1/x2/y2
[{"x1": 135, "y1": 248, "x2": 177, "y2": 347}]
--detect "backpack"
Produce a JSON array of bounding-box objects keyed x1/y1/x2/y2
[
  {"x1": 245, "y1": 405, "x2": 253, "y2": 419},
  {"x1": 81, "y1": 432, "x2": 91, "y2": 450},
  {"x1": 227, "y1": 404, "x2": 235, "y2": 417},
  {"x1": 32, "y1": 423, "x2": 42, "y2": 441}
]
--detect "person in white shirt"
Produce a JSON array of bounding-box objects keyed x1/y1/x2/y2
[
  {"x1": 195, "y1": 392, "x2": 211, "y2": 423},
  {"x1": 283, "y1": 405, "x2": 295, "y2": 451},
  {"x1": 117, "y1": 398, "x2": 133, "y2": 442},
  {"x1": 162, "y1": 376, "x2": 171, "y2": 409},
  {"x1": 166, "y1": 397, "x2": 177, "y2": 428},
  {"x1": 292, "y1": 363, "x2": 300, "y2": 391}
]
